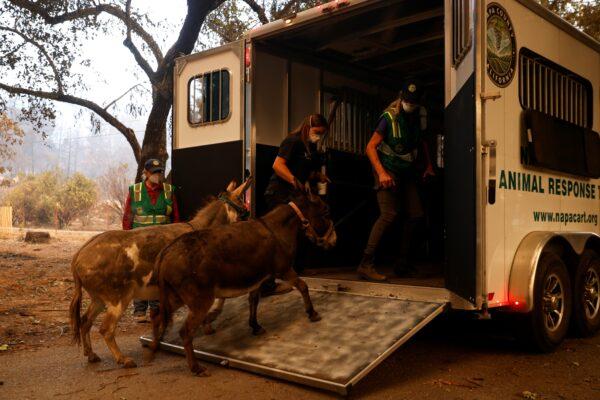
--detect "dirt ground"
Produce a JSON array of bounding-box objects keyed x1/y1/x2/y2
[{"x1": 1, "y1": 232, "x2": 600, "y2": 400}]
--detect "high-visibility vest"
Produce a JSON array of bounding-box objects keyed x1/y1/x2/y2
[
  {"x1": 377, "y1": 109, "x2": 421, "y2": 174},
  {"x1": 129, "y1": 182, "x2": 174, "y2": 228}
]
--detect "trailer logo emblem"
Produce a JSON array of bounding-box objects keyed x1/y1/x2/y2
[{"x1": 487, "y1": 3, "x2": 516, "y2": 88}]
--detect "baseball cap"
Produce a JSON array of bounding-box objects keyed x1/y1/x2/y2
[
  {"x1": 144, "y1": 159, "x2": 165, "y2": 173},
  {"x1": 399, "y1": 80, "x2": 422, "y2": 104}
]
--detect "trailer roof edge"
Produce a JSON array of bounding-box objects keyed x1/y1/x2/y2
[
  {"x1": 243, "y1": 0, "x2": 600, "y2": 54},
  {"x1": 244, "y1": 0, "x2": 383, "y2": 41},
  {"x1": 515, "y1": 0, "x2": 599, "y2": 53}
]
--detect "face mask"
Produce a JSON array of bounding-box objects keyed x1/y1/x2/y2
[
  {"x1": 148, "y1": 174, "x2": 162, "y2": 184},
  {"x1": 402, "y1": 102, "x2": 417, "y2": 113},
  {"x1": 309, "y1": 132, "x2": 321, "y2": 143}
]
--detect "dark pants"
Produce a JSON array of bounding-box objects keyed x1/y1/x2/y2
[
  {"x1": 133, "y1": 299, "x2": 159, "y2": 314},
  {"x1": 363, "y1": 169, "x2": 425, "y2": 260}
]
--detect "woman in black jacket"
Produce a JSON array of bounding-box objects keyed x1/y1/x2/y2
[{"x1": 261, "y1": 113, "x2": 329, "y2": 296}]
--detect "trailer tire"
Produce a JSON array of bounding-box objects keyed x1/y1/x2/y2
[
  {"x1": 572, "y1": 250, "x2": 600, "y2": 337},
  {"x1": 519, "y1": 252, "x2": 572, "y2": 352}
]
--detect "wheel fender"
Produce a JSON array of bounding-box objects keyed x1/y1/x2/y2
[{"x1": 508, "y1": 231, "x2": 600, "y2": 313}]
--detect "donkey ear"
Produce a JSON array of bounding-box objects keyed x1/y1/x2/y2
[
  {"x1": 232, "y1": 176, "x2": 253, "y2": 197},
  {"x1": 226, "y1": 180, "x2": 238, "y2": 192}
]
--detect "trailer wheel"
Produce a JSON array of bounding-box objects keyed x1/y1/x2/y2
[
  {"x1": 520, "y1": 252, "x2": 572, "y2": 352},
  {"x1": 572, "y1": 250, "x2": 600, "y2": 337}
]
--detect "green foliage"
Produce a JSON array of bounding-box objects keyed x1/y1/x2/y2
[
  {"x1": 538, "y1": 0, "x2": 600, "y2": 41},
  {"x1": 56, "y1": 172, "x2": 97, "y2": 227},
  {"x1": 206, "y1": 0, "x2": 322, "y2": 43},
  {"x1": 0, "y1": 113, "x2": 24, "y2": 174},
  {"x1": 3, "y1": 169, "x2": 97, "y2": 228}
]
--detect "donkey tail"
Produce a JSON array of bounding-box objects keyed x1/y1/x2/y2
[{"x1": 69, "y1": 267, "x2": 83, "y2": 345}]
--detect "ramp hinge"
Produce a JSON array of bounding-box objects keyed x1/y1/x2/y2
[{"x1": 480, "y1": 91, "x2": 502, "y2": 101}]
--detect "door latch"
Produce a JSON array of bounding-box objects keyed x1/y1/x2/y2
[{"x1": 480, "y1": 91, "x2": 502, "y2": 101}]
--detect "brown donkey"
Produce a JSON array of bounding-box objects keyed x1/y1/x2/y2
[
  {"x1": 69, "y1": 178, "x2": 252, "y2": 368},
  {"x1": 151, "y1": 185, "x2": 337, "y2": 375}
]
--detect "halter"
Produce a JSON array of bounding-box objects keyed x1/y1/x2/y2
[
  {"x1": 288, "y1": 201, "x2": 335, "y2": 247},
  {"x1": 218, "y1": 192, "x2": 250, "y2": 221}
]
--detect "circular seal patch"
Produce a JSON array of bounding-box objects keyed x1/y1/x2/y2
[{"x1": 487, "y1": 3, "x2": 516, "y2": 88}]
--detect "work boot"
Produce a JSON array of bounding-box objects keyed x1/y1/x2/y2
[{"x1": 357, "y1": 253, "x2": 387, "y2": 282}]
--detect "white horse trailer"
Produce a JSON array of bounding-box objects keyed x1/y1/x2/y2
[{"x1": 144, "y1": 0, "x2": 600, "y2": 394}]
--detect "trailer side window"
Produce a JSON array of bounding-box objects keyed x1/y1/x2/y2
[
  {"x1": 519, "y1": 48, "x2": 593, "y2": 128},
  {"x1": 452, "y1": 0, "x2": 471, "y2": 67},
  {"x1": 188, "y1": 69, "x2": 231, "y2": 125}
]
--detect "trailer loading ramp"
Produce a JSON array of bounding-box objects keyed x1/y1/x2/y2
[{"x1": 141, "y1": 279, "x2": 448, "y2": 395}]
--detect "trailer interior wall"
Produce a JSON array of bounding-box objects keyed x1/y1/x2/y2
[
  {"x1": 482, "y1": 0, "x2": 600, "y2": 309},
  {"x1": 252, "y1": 49, "x2": 396, "y2": 265}
]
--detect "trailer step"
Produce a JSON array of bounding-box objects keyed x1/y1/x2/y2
[{"x1": 141, "y1": 288, "x2": 447, "y2": 395}]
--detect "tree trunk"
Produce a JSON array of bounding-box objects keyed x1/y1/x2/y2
[
  {"x1": 135, "y1": 86, "x2": 172, "y2": 182},
  {"x1": 133, "y1": 0, "x2": 225, "y2": 183}
]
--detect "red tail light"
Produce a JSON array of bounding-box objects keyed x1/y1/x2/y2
[{"x1": 245, "y1": 46, "x2": 251, "y2": 68}]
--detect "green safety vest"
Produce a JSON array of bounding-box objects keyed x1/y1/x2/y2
[
  {"x1": 377, "y1": 109, "x2": 421, "y2": 174},
  {"x1": 129, "y1": 182, "x2": 174, "y2": 228}
]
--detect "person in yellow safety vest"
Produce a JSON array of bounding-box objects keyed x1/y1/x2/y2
[
  {"x1": 122, "y1": 158, "x2": 180, "y2": 322},
  {"x1": 357, "y1": 80, "x2": 435, "y2": 281}
]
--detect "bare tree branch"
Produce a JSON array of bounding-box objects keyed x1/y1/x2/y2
[
  {"x1": 122, "y1": 0, "x2": 156, "y2": 82},
  {"x1": 205, "y1": 19, "x2": 237, "y2": 43},
  {"x1": 160, "y1": 0, "x2": 226, "y2": 72},
  {"x1": 1, "y1": 41, "x2": 26, "y2": 58},
  {"x1": 0, "y1": 82, "x2": 142, "y2": 163},
  {"x1": 242, "y1": 0, "x2": 269, "y2": 24},
  {"x1": 0, "y1": 26, "x2": 64, "y2": 94},
  {"x1": 103, "y1": 83, "x2": 148, "y2": 111},
  {"x1": 7, "y1": 0, "x2": 164, "y2": 65}
]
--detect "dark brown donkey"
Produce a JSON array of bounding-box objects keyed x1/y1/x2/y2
[
  {"x1": 69, "y1": 178, "x2": 252, "y2": 368},
  {"x1": 151, "y1": 185, "x2": 337, "y2": 375}
]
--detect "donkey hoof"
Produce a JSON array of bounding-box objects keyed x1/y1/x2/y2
[
  {"x1": 120, "y1": 358, "x2": 137, "y2": 368},
  {"x1": 148, "y1": 341, "x2": 159, "y2": 352},
  {"x1": 252, "y1": 326, "x2": 266, "y2": 336},
  {"x1": 87, "y1": 353, "x2": 101, "y2": 363},
  {"x1": 191, "y1": 364, "x2": 209, "y2": 376},
  {"x1": 309, "y1": 312, "x2": 321, "y2": 322}
]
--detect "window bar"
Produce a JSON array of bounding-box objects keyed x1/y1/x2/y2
[
  {"x1": 519, "y1": 56, "x2": 524, "y2": 107},
  {"x1": 567, "y1": 78, "x2": 572, "y2": 123},
  {"x1": 218, "y1": 71, "x2": 222, "y2": 121},
  {"x1": 559, "y1": 73, "x2": 564, "y2": 120},
  {"x1": 572, "y1": 80, "x2": 576, "y2": 124},
  {"x1": 577, "y1": 83, "x2": 582, "y2": 126},
  {"x1": 553, "y1": 71, "x2": 557, "y2": 119},
  {"x1": 535, "y1": 61, "x2": 541, "y2": 112},
  {"x1": 582, "y1": 89, "x2": 587, "y2": 127},
  {"x1": 544, "y1": 65, "x2": 549, "y2": 115},
  {"x1": 525, "y1": 56, "x2": 529, "y2": 109}
]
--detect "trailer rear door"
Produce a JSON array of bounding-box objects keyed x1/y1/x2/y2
[
  {"x1": 171, "y1": 41, "x2": 245, "y2": 219},
  {"x1": 142, "y1": 281, "x2": 447, "y2": 395},
  {"x1": 443, "y1": 0, "x2": 478, "y2": 305}
]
